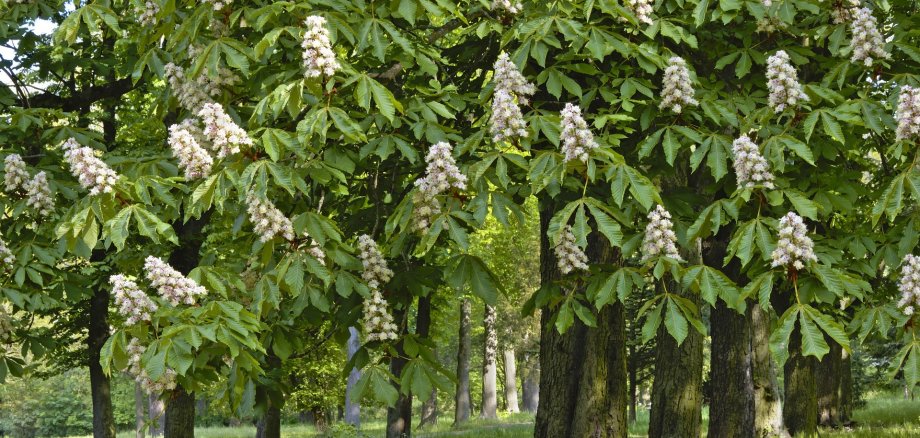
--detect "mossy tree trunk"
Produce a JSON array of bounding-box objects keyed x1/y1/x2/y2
[
  {"x1": 751, "y1": 305, "x2": 788, "y2": 437},
  {"x1": 783, "y1": 321, "x2": 818, "y2": 437},
  {"x1": 534, "y1": 203, "x2": 628, "y2": 438}
]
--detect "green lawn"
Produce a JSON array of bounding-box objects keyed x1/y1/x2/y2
[{"x1": 69, "y1": 393, "x2": 920, "y2": 438}]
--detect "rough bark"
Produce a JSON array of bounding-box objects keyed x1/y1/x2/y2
[
  {"x1": 503, "y1": 348, "x2": 520, "y2": 413},
  {"x1": 534, "y1": 203, "x2": 628, "y2": 438},
  {"x1": 648, "y1": 250, "x2": 704, "y2": 438},
  {"x1": 841, "y1": 350, "x2": 853, "y2": 422},
  {"x1": 783, "y1": 322, "x2": 818, "y2": 437},
  {"x1": 628, "y1": 346, "x2": 637, "y2": 424},
  {"x1": 135, "y1": 382, "x2": 146, "y2": 438},
  {"x1": 164, "y1": 387, "x2": 195, "y2": 438},
  {"x1": 255, "y1": 406, "x2": 281, "y2": 438},
  {"x1": 751, "y1": 305, "x2": 788, "y2": 438},
  {"x1": 344, "y1": 326, "x2": 362, "y2": 427},
  {"x1": 570, "y1": 302, "x2": 629, "y2": 438},
  {"x1": 481, "y1": 304, "x2": 498, "y2": 419},
  {"x1": 89, "y1": 285, "x2": 116, "y2": 438},
  {"x1": 149, "y1": 394, "x2": 165, "y2": 437},
  {"x1": 454, "y1": 298, "x2": 473, "y2": 424},
  {"x1": 707, "y1": 301, "x2": 755, "y2": 438},
  {"x1": 818, "y1": 340, "x2": 851, "y2": 427}
]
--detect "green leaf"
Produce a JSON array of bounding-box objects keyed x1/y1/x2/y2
[
  {"x1": 799, "y1": 310, "x2": 830, "y2": 359},
  {"x1": 664, "y1": 298, "x2": 689, "y2": 345}
]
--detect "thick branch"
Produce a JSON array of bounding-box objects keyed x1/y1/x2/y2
[{"x1": 17, "y1": 77, "x2": 138, "y2": 111}]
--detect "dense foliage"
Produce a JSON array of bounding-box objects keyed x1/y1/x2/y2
[{"x1": 0, "y1": 0, "x2": 919, "y2": 433}]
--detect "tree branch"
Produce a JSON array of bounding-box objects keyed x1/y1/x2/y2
[{"x1": 14, "y1": 76, "x2": 139, "y2": 111}]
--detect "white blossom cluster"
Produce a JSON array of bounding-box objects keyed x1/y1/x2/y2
[
  {"x1": 770, "y1": 212, "x2": 817, "y2": 270},
  {"x1": 362, "y1": 289, "x2": 398, "y2": 342},
  {"x1": 0, "y1": 237, "x2": 14, "y2": 270},
  {"x1": 489, "y1": 53, "x2": 535, "y2": 143},
  {"x1": 127, "y1": 338, "x2": 178, "y2": 394},
  {"x1": 168, "y1": 124, "x2": 213, "y2": 180},
  {"x1": 756, "y1": 16, "x2": 787, "y2": 33},
  {"x1": 766, "y1": 50, "x2": 808, "y2": 113},
  {"x1": 357, "y1": 235, "x2": 398, "y2": 342},
  {"x1": 3, "y1": 154, "x2": 28, "y2": 192},
  {"x1": 301, "y1": 16, "x2": 340, "y2": 78},
  {"x1": 61, "y1": 138, "x2": 119, "y2": 196},
  {"x1": 491, "y1": 0, "x2": 522, "y2": 14},
  {"x1": 641, "y1": 205, "x2": 683, "y2": 262},
  {"x1": 412, "y1": 142, "x2": 467, "y2": 233},
  {"x1": 731, "y1": 135, "x2": 775, "y2": 189},
  {"x1": 246, "y1": 191, "x2": 294, "y2": 242},
  {"x1": 849, "y1": 8, "x2": 889, "y2": 66},
  {"x1": 554, "y1": 226, "x2": 588, "y2": 275},
  {"x1": 357, "y1": 235, "x2": 394, "y2": 291},
  {"x1": 659, "y1": 57, "x2": 698, "y2": 114},
  {"x1": 203, "y1": 0, "x2": 231, "y2": 11},
  {"x1": 895, "y1": 85, "x2": 920, "y2": 141},
  {"x1": 24, "y1": 171, "x2": 54, "y2": 216},
  {"x1": 898, "y1": 254, "x2": 920, "y2": 316},
  {"x1": 560, "y1": 103, "x2": 599, "y2": 163},
  {"x1": 110, "y1": 274, "x2": 158, "y2": 326},
  {"x1": 164, "y1": 63, "x2": 212, "y2": 111},
  {"x1": 627, "y1": 0, "x2": 654, "y2": 25},
  {"x1": 137, "y1": 0, "x2": 159, "y2": 26},
  {"x1": 831, "y1": 0, "x2": 860, "y2": 24},
  {"x1": 144, "y1": 256, "x2": 207, "y2": 306},
  {"x1": 197, "y1": 103, "x2": 252, "y2": 158},
  {"x1": 305, "y1": 242, "x2": 326, "y2": 265}
]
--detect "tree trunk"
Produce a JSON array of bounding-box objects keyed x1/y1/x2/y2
[
  {"x1": 503, "y1": 348, "x2": 520, "y2": 413},
  {"x1": 818, "y1": 340, "x2": 850, "y2": 427},
  {"x1": 149, "y1": 394, "x2": 165, "y2": 437},
  {"x1": 255, "y1": 405, "x2": 281, "y2": 438},
  {"x1": 521, "y1": 358, "x2": 539, "y2": 413},
  {"x1": 419, "y1": 388, "x2": 438, "y2": 428},
  {"x1": 648, "y1": 249, "x2": 704, "y2": 438},
  {"x1": 783, "y1": 321, "x2": 818, "y2": 437},
  {"x1": 136, "y1": 382, "x2": 146, "y2": 438},
  {"x1": 481, "y1": 304, "x2": 498, "y2": 419},
  {"x1": 89, "y1": 285, "x2": 116, "y2": 438},
  {"x1": 387, "y1": 295, "x2": 431, "y2": 438},
  {"x1": 534, "y1": 203, "x2": 628, "y2": 437},
  {"x1": 454, "y1": 298, "x2": 472, "y2": 424},
  {"x1": 570, "y1": 301, "x2": 629, "y2": 438},
  {"x1": 840, "y1": 350, "x2": 853, "y2": 423},
  {"x1": 345, "y1": 326, "x2": 362, "y2": 427},
  {"x1": 751, "y1": 305, "x2": 788, "y2": 438},
  {"x1": 165, "y1": 387, "x2": 195, "y2": 438},
  {"x1": 707, "y1": 301, "x2": 755, "y2": 438}
]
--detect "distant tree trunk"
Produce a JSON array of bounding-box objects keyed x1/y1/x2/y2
[
  {"x1": 149, "y1": 394, "x2": 165, "y2": 437},
  {"x1": 751, "y1": 305, "x2": 788, "y2": 438},
  {"x1": 89, "y1": 284, "x2": 116, "y2": 438},
  {"x1": 136, "y1": 382, "x2": 146, "y2": 438},
  {"x1": 783, "y1": 322, "x2": 818, "y2": 437},
  {"x1": 454, "y1": 298, "x2": 472, "y2": 424},
  {"x1": 818, "y1": 340, "x2": 851, "y2": 427},
  {"x1": 708, "y1": 301, "x2": 755, "y2": 437},
  {"x1": 481, "y1": 304, "x2": 498, "y2": 419},
  {"x1": 255, "y1": 406, "x2": 281, "y2": 438},
  {"x1": 628, "y1": 346, "x2": 637, "y2": 424},
  {"x1": 345, "y1": 326, "x2": 362, "y2": 427},
  {"x1": 419, "y1": 388, "x2": 438, "y2": 428},
  {"x1": 648, "y1": 246, "x2": 703, "y2": 438},
  {"x1": 165, "y1": 387, "x2": 195, "y2": 438},
  {"x1": 521, "y1": 357, "x2": 539, "y2": 413},
  {"x1": 534, "y1": 203, "x2": 628, "y2": 437},
  {"x1": 503, "y1": 348, "x2": 520, "y2": 413}
]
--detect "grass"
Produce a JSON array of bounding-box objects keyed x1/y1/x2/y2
[{"x1": 68, "y1": 392, "x2": 920, "y2": 438}]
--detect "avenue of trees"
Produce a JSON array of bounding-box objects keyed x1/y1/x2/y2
[{"x1": 0, "y1": 0, "x2": 919, "y2": 437}]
